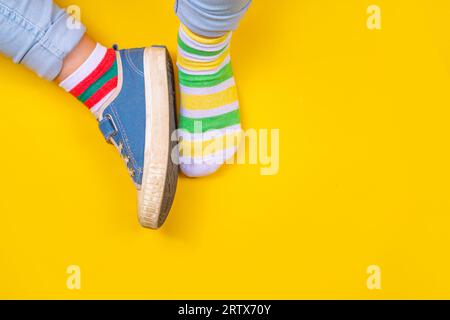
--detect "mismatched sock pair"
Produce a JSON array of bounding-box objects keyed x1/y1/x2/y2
[{"x1": 60, "y1": 25, "x2": 241, "y2": 178}]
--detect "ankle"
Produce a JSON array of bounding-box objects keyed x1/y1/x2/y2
[
  {"x1": 59, "y1": 42, "x2": 119, "y2": 115},
  {"x1": 177, "y1": 24, "x2": 232, "y2": 74},
  {"x1": 56, "y1": 34, "x2": 97, "y2": 84}
]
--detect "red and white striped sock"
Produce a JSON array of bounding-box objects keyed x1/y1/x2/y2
[{"x1": 60, "y1": 43, "x2": 118, "y2": 117}]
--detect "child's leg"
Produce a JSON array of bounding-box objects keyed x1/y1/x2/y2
[
  {"x1": 0, "y1": 0, "x2": 86, "y2": 80},
  {"x1": 0, "y1": 0, "x2": 178, "y2": 228},
  {"x1": 56, "y1": 34, "x2": 97, "y2": 83},
  {"x1": 175, "y1": 0, "x2": 251, "y2": 177},
  {"x1": 0, "y1": 0, "x2": 121, "y2": 116}
]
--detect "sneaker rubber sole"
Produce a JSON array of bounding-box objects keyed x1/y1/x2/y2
[{"x1": 138, "y1": 46, "x2": 178, "y2": 229}]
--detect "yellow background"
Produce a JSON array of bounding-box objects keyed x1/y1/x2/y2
[{"x1": 0, "y1": 0, "x2": 449, "y2": 299}]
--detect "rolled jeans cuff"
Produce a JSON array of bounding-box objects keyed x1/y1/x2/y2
[
  {"x1": 23, "y1": 11, "x2": 86, "y2": 80},
  {"x1": 175, "y1": 0, "x2": 251, "y2": 37},
  {"x1": 0, "y1": 1, "x2": 86, "y2": 80}
]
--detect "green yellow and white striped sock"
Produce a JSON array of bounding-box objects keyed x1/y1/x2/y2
[{"x1": 177, "y1": 24, "x2": 242, "y2": 177}]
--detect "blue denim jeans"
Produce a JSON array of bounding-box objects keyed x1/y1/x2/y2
[
  {"x1": 0, "y1": 0, "x2": 251, "y2": 81},
  {"x1": 175, "y1": 0, "x2": 251, "y2": 37}
]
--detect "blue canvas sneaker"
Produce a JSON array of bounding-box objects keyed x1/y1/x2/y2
[{"x1": 95, "y1": 46, "x2": 178, "y2": 229}]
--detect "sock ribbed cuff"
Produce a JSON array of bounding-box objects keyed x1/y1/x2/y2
[{"x1": 60, "y1": 43, "x2": 118, "y2": 115}]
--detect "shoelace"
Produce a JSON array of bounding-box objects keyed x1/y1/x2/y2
[{"x1": 99, "y1": 115, "x2": 136, "y2": 178}]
